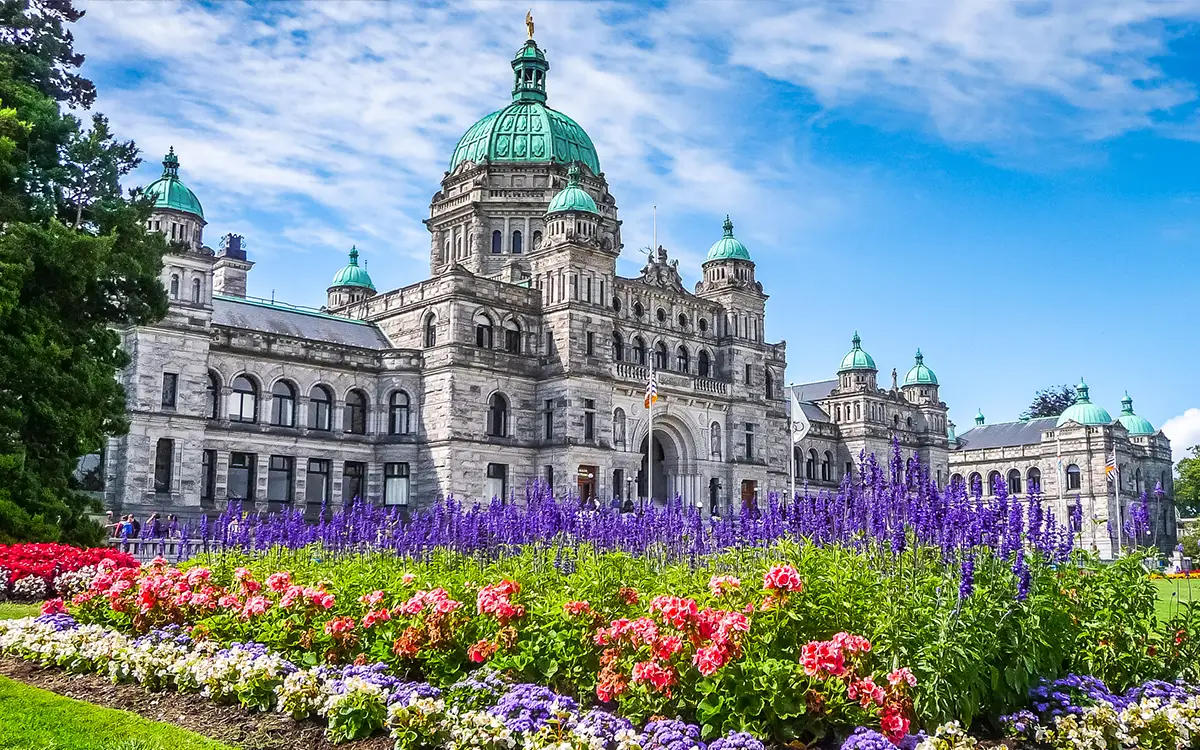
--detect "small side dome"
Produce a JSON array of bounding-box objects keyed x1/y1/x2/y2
[
  {"x1": 1056, "y1": 378, "x2": 1113, "y2": 427},
  {"x1": 145, "y1": 147, "x2": 204, "y2": 218},
  {"x1": 546, "y1": 164, "x2": 598, "y2": 215},
  {"x1": 705, "y1": 216, "x2": 751, "y2": 262},
  {"x1": 838, "y1": 331, "x2": 876, "y2": 372},
  {"x1": 903, "y1": 348, "x2": 938, "y2": 386},
  {"x1": 974, "y1": 409, "x2": 985, "y2": 425},
  {"x1": 1117, "y1": 391, "x2": 1155, "y2": 435},
  {"x1": 330, "y1": 246, "x2": 375, "y2": 291}
]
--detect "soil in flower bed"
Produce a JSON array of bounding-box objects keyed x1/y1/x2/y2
[{"x1": 0, "y1": 658, "x2": 392, "y2": 750}]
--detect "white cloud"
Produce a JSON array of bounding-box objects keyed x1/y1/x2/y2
[{"x1": 1163, "y1": 408, "x2": 1200, "y2": 464}]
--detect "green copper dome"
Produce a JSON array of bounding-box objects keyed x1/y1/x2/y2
[
  {"x1": 1117, "y1": 391, "x2": 1155, "y2": 435},
  {"x1": 1056, "y1": 378, "x2": 1113, "y2": 427},
  {"x1": 546, "y1": 164, "x2": 597, "y2": 214},
  {"x1": 330, "y1": 246, "x2": 375, "y2": 291},
  {"x1": 448, "y1": 39, "x2": 600, "y2": 175},
  {"x1": 838, "y1": 331, "x2": 876, "y2": 372},
  {"x1": 903, "y1": 349, "x2": 938, "y2": 386},
  {"x1": 145, "y1": 147, "x2": 203, "y2": 218},
  {"x1": 705, "y1": 216, "x2": 751, "y2": 262},
  {"x1": 975, "y1": 409, "x2": 985, "y2": 425}
]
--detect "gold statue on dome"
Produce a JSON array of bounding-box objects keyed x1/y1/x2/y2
[{"x1": 526, "y1": 10, "x2": 534, "y2": 39}]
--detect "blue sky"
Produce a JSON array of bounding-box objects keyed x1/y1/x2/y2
[{"x1": 74, "y1": 1, "x2": 1200, "y2": 458}]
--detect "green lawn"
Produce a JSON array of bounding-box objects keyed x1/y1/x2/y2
[
  {"x1": 1154, "y1": 577, "x2": 1198, "y2": 621},
  {"x1": 0, "y1": 675, "x2": 236, "y2": 750},
  {"x1": 0, "y1": 602, "x2": 40, "y2": 621}
]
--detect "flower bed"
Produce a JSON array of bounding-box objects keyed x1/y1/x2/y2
[{"x1": 0, "y1": 543, "x2": 138, "y2": 601}]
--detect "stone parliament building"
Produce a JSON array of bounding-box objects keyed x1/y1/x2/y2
[{"x1": 103, "y1": 31, "x2": 1177, "y2": 556}]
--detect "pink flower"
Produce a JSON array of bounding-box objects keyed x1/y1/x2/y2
[
  {"x1": 241, "y1": 595, "x2": 270, "y2": 619},
  {"x1": 477, "y1": 581, "x2": 525, "y2": 624},
  {"x1": 362, "y1": 608, "x2": 391, "y2": 629},
  {"x1": 708, "y1": 575, "x2": 741, "y2": 597},
  {"x1": 649, "y1": 595, "x2": 699, "y2": 629},
  {"x1": 324, "y1": 616, "x2": 356, "y2": 638},
  {"x1": 309, "y1": 590, "x2": 335, "y2": 610},
  {"x1": 631, "y1": 660, "x2": 676, "y2": 692},
  {"x1": 360, "y1": 590, "x2": 385, "y2": 607},
  {"x1": 401, "y1": 573, "x2": 416, "y2": 585},
  {"x1": 763, "y1": 564, "x2": 803, "y2": 593},
  {"x1": 563, "y1": 600, "x2": 592, "y2": 617},
  {"x1": 880, "y1": 705, "x2": 910, "y2": 743},
  {"x1": 887, "y1": 667, "x2": 917, "y2": 688},
  {"x1": 847, "y1": 677, "x2": 886, "y2": 708},
  {"x1": 265, "y1": 572, "x2": 292, "y2": 593},
  {"x1": 218, "y1": 594, "x2": 240, "y2": 609},
  {"x1": 652, "y1": 634, "x2": 684, "y2": 660},
  {"x1": 468, "y1": 639, "x2": 499, "y2": 663},
  {"x1": 279, "y1": 585, "x2": 302, "y2": 609},
  {"x1": 184, "y1": 568, "x2": 211, "y2": 587},
  {"x1": 40, "y1": 598, "x2": 65, "y2": 615},
  {"x1": 692, "y1": 644, "x2": 729, "y2": 676},
  {"x1": 831, "y1": 631, "x2": 871, "y2": 654}
]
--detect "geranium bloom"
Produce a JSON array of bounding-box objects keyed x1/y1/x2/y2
[
  {"x1": 241, "y1": 595, "x2": 270, "y2": 619},
  {"x1": 649, "y1": 595, "x2": 699, "y2": 629},
  {"x1": 847, "y1": 677, "x2": 886, "y2": 708},
  {"x1": 831, "y1": 631, "x2": 871, "y2": 654},
  {"x1": 692, "y1": 644, "x2": 730, "y2": 676},
  {"x1": 360, "y1": 590, "x2": 385, "y2": 607},
  {"x1": 617, "y1": 587, "x2": 639, "y2": 605},
  {"x1": 467, "y1": 639, "x2": 499, "y2": 663},
  {"x1": 880, "y1": 704, "x2": 910, "y2": 742},
  {"x1": 652, "y1": 634, "x2": 684, "y2": 660},
  {"x1": 324, "y1": 616, "x2": 356, "y2": 639},
  {"x1": 265, "y1": 572, "x2": 291, "y2": 592},
  {"x1": 887, "y1": 667, "x2": 917, "y2": 688},
  {"x1": 708, "y1": 575, "x2": 741, "y2": 597},
  {"x1": 563, "y1": 600, "x2": 592, "y2": 617},
  {"x1": 477, "y1": 580, "x2": 525, "y2": 624},
  {"x1": 40, "y1": 598, "x2": 65, "y2": 615},
  {"x1": 631, "y1": 660, "x2": 676, "y2": 692},
  {"x1": 362, "y1": 608, "x2": 391, "y2": 629},
  {"x1": 800, "y1": 640, "x2": 846, "y2": 678},
  {"x1": 309, "y1": 590, "x2": 335, "y2": 610},
  {"x1": 763, "y1": 564, "x2": 803, "y2": 593},
  {"x1": 279, "y1": 585, "x2": 303, "y2": 609},
  {"x1": 217, "y1": 594, "x2": 240, "y2": 609},
  {"x1": 401, "y1": 573, "x2": 416, "y2": 585}
]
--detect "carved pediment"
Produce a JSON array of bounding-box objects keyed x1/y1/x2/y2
[{"x1": 637, "y1": 245, "x2": 686, "y2": 293}]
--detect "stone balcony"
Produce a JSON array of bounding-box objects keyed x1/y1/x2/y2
[{"x1": 612, "y1": 361, "x2": 730, "y2": 397}]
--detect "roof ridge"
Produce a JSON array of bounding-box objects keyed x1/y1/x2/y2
[{"x1": 214, "y1": 294, "x2": 377, "y2": 327}]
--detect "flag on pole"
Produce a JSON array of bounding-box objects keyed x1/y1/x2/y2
[
  {"x1": 789, "y1": 389, "x2": 811, "y2": 443},
  {"x1": 1105, "y1": 448, "x2": 1117, "y2": 483},
  {"x1": 644, "y1": 370, "x2": 658, "y2": 409}
]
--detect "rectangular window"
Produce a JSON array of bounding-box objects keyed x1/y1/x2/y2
[
  {"x1": 584, "y1": 398, "x2": 595, "y2": 442},
  {"x1": 228, "y1": 452, "x2": 256, "y2": 500},
  {"x1": 267, "y1": 456, "x2": 294, "y2": 502},
  {"x1": 744, "y1": 363, "x2": 752, "y2": 385},
  {"x1": 744, "y1": 423, "x2": 755, "y2": 460},
  {"x1": 384, "y1": 463, "x2": 410, "y2": 506},
  {"x1": 486, "y1": 463, "x2": 508, "y2": 502},
  {"x1": 845, "y1": 462, "x2": 853, "y2": 477},
  {"x1": 544, "y1": 399, "x2": 554, "y2": 440},
  {"x1": 585, "y1": 331, "x2": 594, "y2": 357},
  {"x1": 161, "y1": 373, "x2": 178, "y2": 409},
  {"x1": 343, "y1": 461, "x2": 366, "y2": 504},
  {"x1": 545, "y1": 464, "x2": 554, "y2": 491},
  {"x1": 571, "y1": 275, "x2": 578, "y2": 300},
  {"x1": 305, "y1": 459, "x2": 330, "y2": 506},
  {"x1": 201, "y1": 449, "x2": 216, "y2": 502},
  {"x1": 153, "y1": 438, "x2": 173, "y2": 493},
  {"x1": 585, "y1": 277, "x2": 593, "y2": 303}
]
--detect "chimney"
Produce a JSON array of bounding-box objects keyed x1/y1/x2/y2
[{"x1": 213, "y1": 233, "x2": 254, "y2": 298}]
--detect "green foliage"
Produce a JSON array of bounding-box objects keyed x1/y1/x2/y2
[
  {"x1": 1021, "y1": 384, "x2": 1076, "y2": 420},
  {"x1": 0, "y1": 0, "x2": 168, "y2": 543},
  {"x1": 1173, "y1": 446, "x2": 1200, "y2": 517}
]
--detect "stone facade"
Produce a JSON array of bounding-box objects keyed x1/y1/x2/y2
[{"x1": 104, "y1": 35, "x2": 795, "y2": 521}]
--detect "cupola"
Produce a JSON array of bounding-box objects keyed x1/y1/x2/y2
[
  {"x1": 326, "y1": 246, "x2": 377, "y2": 309},
  {"x1": 975, "y1": 409, "x2": 985, "y2": 426},
  {"x1": 705, "y1": 216, "x2": 751, "y2": 262},
  {"x1": 145, "y1": 147, "x2": 206, "y2": 250},
  {"x1": 1116, "y1": 391, "x2": 1155, "y2": 435},
  {"x1": 544, "y1": 164, "x2": 600, "y2": 245},
  {"x1": 903, "y1": 349, "x2": 938, "y2": 386},
  {"x1": 838, "y1": 332, "x2": 877, "y2": 373},
  {"x1": 1056, "y1": 378, "x2": 1113, "y2": 428}
]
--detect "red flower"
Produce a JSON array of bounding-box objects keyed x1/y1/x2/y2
[
  {"x1": 563, "y1": 600, "x2": 592, "y2": 617},
  {"x1": 618, "y1": 587, "x2": 640, "y2": 605},
  {"x1": 323, "y1": 616, "x2": 356, "y2": 639},
  {"x1": 40, "y1": 598, "x2": 65, "y2": 615},
  {"x1": 763, "y1": 564, "x2": 804, "y2": 593},
  {"x1": 631, "y1": 660, "x2": 676, "y2": 692},
  {"x1": 468, "y1": 639, "x2": 500, "y2": 663}
]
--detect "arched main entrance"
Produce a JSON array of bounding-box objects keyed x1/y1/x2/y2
[{"x1": 633, "y1": 415, "x2": 697, "y2": 504}]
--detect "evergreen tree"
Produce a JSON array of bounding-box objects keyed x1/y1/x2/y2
[
  {"x1": 1021, "y1": 384, "x2": 1077, "y2": 420},
  {"x1": 0, "y1": 0, "x2": 167, "y2": 543},
  {"x1": 1173, "y1": 445, "x2": 1200, "y2": 518}
]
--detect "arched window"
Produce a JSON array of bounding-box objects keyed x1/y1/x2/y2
[
  {"x1": 987, "y1": 470, "x2": 1002, "y2": 495},
  {"x1": 698, "y1": 350, "x2": 711, "y2": 378},
  {"x1": 836, "y1": 405, "x2": 842, "y2": 421},
  {"x1": 1008, "y1": 469, "x2": 1022, "y2": 494},
  {"x1": 206, "y1": 371, "x2": 220, "y2": 419},
  {"x1": 491, "y1": 230, "x2": 502, "y2": 255},
  {"x1": 893, "y1": 414, "x2": 899, "y2": 427},
  {"x1": 512, "y1": 230, "x2": 522, "y2": 254},
  {"x1": 229, "y1": 375, "x2": 257, "y2": 423},
  {"x1": 344, "y1": 389, "x2": 368, "y2": 435},
  {"x1": 612, "y1": 331, "x2": 624, "y2": 361},
  {"x1": 1027, "y1": 467, "x2": 1042, "y2": 492},
  {"x1": 307, "y1": 386, "x2": 333, "y2": 431},
  {"x1": 805, "y1": 449, "x2": 817, "y2": 480},
  {"x1": 423, "y1": 314, "x2": 437, "y2": 348},
  {"x1": 192, "y1": 278, "x2": 201, "y2": 303},
  {"x1": 613, "y1": 408, "x2": 626, "y2": 448},
  {"x1": 1066, "y1": 464, "x2": 1081, "y2": 491},
  {"x1": 487, "y1": 393, "x2": 509, "y2": 437},
  {"x1": 633, "y1": 301, "x2": 644, "y2": 318},
  {"x1": 1135, "y1": 467, "x2": 1143, "y2": 494},
  {"x1": 950, "y1": 473, "x2": 963, "y2": 488},
  {"x1": 710, "y1": 422, "x2": 722, "y2": 457},
  {"x1": 270, "y1": 381, "x2": 296, "y2": 427},
  {"x1": 654, "y1": 342, "x2": 668, "y2": 369},
  {"x1": 474, "y1": 311, "x2": 493, "y2": 348},
  {"x1": 678, "y1": 313, "x2": 689, "y2": 328},
  {"x1": 532, "y1": 230, "x2": 542, "y2": 250},
  {"x1": 169, "y1": 274, "x2": 179, "y2": 298},
  {"x1": 698, "y1": 318, "x2": 708, "y2": 333},
  {"x1": 389, "y1": 391, "x2": 411, "y2": 435},
  {"x1": 765, "y1": 369, "x2": 774, "y2": 399},
  {"x1": 906, "y1": 416, "x2": 913, "y2": 429},
  {"x1": 822, "y1": 451, "x2": 832, "y2": 481},
  {"x1": 633, "y1": 336, "x2": 647, "y2": 365},
  {"x1": 968, "y1": 472, "x2": 982, "y2": 495},
  {"x1": 504, "y1": 319, "x2": 521, "y2": 353},
  {"x1": 676, "y1": 345, "x2": 689, "y2": 373}
]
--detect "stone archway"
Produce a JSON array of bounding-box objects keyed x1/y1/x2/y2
[{"x1": 633, "y1": 414, "x2": 698, "y2": 504}]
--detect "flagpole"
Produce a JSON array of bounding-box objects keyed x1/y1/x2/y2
[
  {"x1": 1114, "y1": 446, "x2": 1122, "y2": 558},
  {"x1": 647, "y1": 205, "x2": 657, "y2": 505}
]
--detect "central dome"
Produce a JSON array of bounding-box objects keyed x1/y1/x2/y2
[{"x1": 448, "y1": 39, "x2": 601, "y2": 175}]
